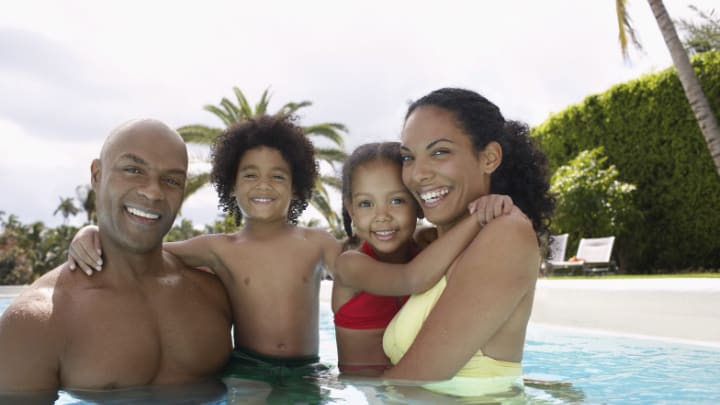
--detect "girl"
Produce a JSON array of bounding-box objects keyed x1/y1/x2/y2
[{"x1": 331, "y1": 142, "x2": 512, "y2": 376}]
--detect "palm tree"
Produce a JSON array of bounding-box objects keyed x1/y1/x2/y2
[
  {"x1": 178, "y1": 86, "x2": 348, "y2": 236},
  {"x1": 75, "y1": 185, "x2": 96, "y2": 225},
  {"x1": 615, "y1": 0, "x2": 720, "y2": 176},
  {"x1": 53, "y1": 197, "x2": 79, "y2": 224}
]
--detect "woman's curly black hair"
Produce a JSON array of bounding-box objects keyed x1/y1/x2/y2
[
  {"x1": 405, "y1": 87, "x2": 555, "y2": 239},
  {"x1": 340, "y1": 142, "x2": 420, "y2": 245},
  {"x1": 210, "y1": 114, "x2": 319, "y2": 226}
]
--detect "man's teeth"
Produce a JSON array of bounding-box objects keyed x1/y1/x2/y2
[
  {"x1": 420, "y1": 188, "x2": 449, "y2": 202},
  {"x1": 127, "y1": 207, "x2": 160, "y2": 220}
]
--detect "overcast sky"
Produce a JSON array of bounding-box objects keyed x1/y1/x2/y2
[{"x1": 1, "y1": 0, "x2": 716, "y2": 229}]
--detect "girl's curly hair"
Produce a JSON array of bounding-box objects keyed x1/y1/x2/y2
[
  {"x1": 210, "y1": 114, "x2": 318, "y2": 226},
  {"x1": 405, "y1": 87, "x2": 555, "y2": 239}
]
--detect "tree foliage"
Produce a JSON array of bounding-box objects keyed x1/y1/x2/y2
[
  {"x1": 532, "y1": 51, "x2": 720, "y2": 272},
  {"x1": 550, "y1": 148, "x2": 642, "y2": 267},
  {"x1": 676, "y1": 5, "x2": 720, "y2": 55}
]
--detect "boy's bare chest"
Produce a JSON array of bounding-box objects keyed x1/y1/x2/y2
[{"x1": 223, "y1": 237, "x2": 325, "y2": 278}]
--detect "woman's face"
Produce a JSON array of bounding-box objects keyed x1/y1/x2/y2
[{"x1": 400, "y1": 106, "x2": 493, "y2": 233}]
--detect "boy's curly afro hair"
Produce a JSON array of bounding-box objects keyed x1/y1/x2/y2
[{"x1": 210, "y1": 114, "x2": 319, "y2": 226}]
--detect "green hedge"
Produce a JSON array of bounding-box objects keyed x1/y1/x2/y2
[{"x1": 532, "y1": 51, "x2": 720, "y2": 272}]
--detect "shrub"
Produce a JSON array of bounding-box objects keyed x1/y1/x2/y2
[{"x1": 533, "y1": 51, "x2": 720, "y2": 272}]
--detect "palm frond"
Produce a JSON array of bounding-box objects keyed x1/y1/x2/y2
[
  {"x1": 177, "y1": 125, "x2": 223, "y2": 145},
  {"x1": 233, "y1": 87, "x2": 254, "y2": 118},
  {"x1": 203, "y1": 104, "x2": 235, "y2": 127},
  {"x1": 183, "y1": 172, "x2": 211, "y2": 202},
  {"x1": 314, "y1": 147, "x2": 348, "y2": 165},
  {"x1": 310, "y1": 192, "x2": 342, "y2": 236},
  {"x1": 220, "y1": 98, "x2": 242, "y2": 123},
  {"x1": 616, "y1": 0, "x2": 643, "y2": 60},
  {"x1": 319, "y1": 174, "x2": 342, "y2": 192},
  {"x1": 255, "y1": 87, "x2": 272, "y2": 116},
  {"x1": 303, "y1": 123, "x2": 348, "y2": 147},
  {"x1": 278, "y1": 101, "x2": 313, "y2": 117}
]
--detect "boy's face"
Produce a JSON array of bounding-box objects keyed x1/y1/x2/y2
[
  {"x1": 346, "y1": 160, "x2": 418, "y2": 261},
  {"x1": 233, "y1": 146, "x2": 294, "y2": 224}
]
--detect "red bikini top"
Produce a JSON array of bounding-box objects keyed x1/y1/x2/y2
[{"x1": 333, "y1": 241, "x2": 414, "y2": 329}]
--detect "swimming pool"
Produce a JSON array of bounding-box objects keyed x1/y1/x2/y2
[{"x1": 1, "y1": 296, "x2": 719, "y2": 404}]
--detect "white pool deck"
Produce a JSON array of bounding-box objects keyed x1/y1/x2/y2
[
  {"x1": 3, "y1": 278, "x2": 720, "y2": 346},
  {"x1": 322, "y1": 278, "x2": 720, "y2": 347}
]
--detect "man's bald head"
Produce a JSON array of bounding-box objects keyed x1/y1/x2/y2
[
  {"x1": 99, "y1": 119, "x2": 188, "y2": 167},
  {"x1": 91, "y1": 118, "x2": 189, "y2": 254}
]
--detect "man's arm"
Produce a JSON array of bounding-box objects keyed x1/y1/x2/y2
[{"x1": 0, "y1": 291, "x2": 61, "y2": 391}]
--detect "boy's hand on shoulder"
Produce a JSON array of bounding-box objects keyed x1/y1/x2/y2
[{"x1": 68, "y1": 225, "x2": 103, "y2": 276}]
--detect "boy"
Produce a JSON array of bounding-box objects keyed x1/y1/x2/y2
[{"x1": 70, "y1": 115, "x2": 340, "y2": 371}]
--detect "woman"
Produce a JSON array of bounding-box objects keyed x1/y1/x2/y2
[{"x1": 381, "y1": 87, "x2": 554, "y2": 397}]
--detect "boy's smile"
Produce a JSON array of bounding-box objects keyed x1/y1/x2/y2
[{"x1": 233, "y1": 146, "x2": 294, "y2": 224}]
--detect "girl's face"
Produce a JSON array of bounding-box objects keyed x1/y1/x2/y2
[
  {"x1": 346, "y1": 160, "x2": 418, "y2": 262},
  {"x1": 400, "y1": 106, "x2": 495, "y2": 234},
  {"x1": 233, "y1": 146, "x2": 294, "y2": 224}
]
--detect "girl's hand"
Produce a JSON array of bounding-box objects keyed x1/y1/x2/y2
[
  {"x1": 467, "y1": 194, "x2": 513, "y2": 227},
  {"x1": 68, "y1": 225, "x2": 103, "y2": 276}
]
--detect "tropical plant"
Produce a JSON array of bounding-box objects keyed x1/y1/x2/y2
[
  {"x1": 550, "y1": 148, "x2": 642, "y2": 269},
  {"x1": 178, "y1": 86, "x2": 348, "y2": 236},
  {"x1": 0, "y1": 214, "x2": 78, "y2": 284},
  {"x1": 75, "y1": 184, "x2": 97, "y2": 225},
  {"x1": 615, "y1": 0, "x2": 720, "y2": 176},
  {"x1": 676, "y1": 5, "x2": 720, "y2": 55},
  {"x1": 53, "y1": 197, "x2": 79, "y2": 224}
]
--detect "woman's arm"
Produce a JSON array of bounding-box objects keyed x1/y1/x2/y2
[{"x1": 382, "y1": 212, "x2": 539, "y2": 381}]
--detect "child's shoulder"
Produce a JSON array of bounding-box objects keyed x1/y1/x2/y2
[{"x1": 297, "y1": 226, "x2": 338, "y2": 244}]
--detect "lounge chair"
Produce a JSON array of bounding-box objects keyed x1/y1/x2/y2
[
  {"x1": 576, "y1": 236, "x2": 616, "y2": 276},
  {"x1": 545, "y1": 233, "x2": 584, "y2": 276}
]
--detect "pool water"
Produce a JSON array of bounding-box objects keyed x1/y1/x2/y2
[{"x1": 1, "y1": 297, "x2": 719, "y2": 404}]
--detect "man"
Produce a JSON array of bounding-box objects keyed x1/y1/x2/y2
[{"x1": 0, "y1": 119, "x2": 232, "y2": 392}]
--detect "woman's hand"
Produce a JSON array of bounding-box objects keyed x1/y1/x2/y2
[{"x1": 68, "y1": 225, "x2": 103, "y2": 276}]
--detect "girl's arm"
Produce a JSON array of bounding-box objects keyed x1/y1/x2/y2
[
  {"x1": 68, "y1": 227, "x2": 226, "y2": 275},
  {"x1": 383, "y1": 212, "x2": 539, "y2": 380},
  {"x1": 333, "y1": 195, "x2": 512, "y2": 296}
]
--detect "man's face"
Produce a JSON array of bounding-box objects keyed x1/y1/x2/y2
[{"x1": 93, "y1": 125, "x2": 188, "y2": 254}]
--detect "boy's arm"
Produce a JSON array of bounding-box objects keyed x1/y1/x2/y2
[
  {"x1": 0, "y1": 296, "x2": 60, "y2": 391},
  {"x1": 334, "y1": 194, "x2": 514, "y2": 296},
  {"x1": 164, "y1": 235, "x2": 226, "y2": 274},
  {"x1": 310, "y1": 228, "x2": 342, "y2": 277},
  {"x1": 68, "y1": 226, "x2": 226, "y2": 274}
]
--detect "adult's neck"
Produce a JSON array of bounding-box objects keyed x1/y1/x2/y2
[
  {"x1": 435, "y1": 211, "x2": 470, "y2": 238},
  {"x1": 99, "y1": 234, "x2": 166, "y2": 282}
]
